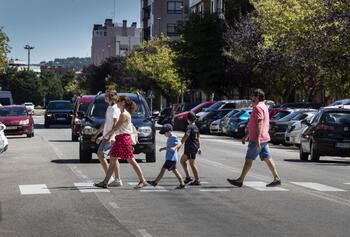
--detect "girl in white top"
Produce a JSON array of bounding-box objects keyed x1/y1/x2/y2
[
  {"x1": 94, "y1": 96, "x2": 148, "y2": 189},
  {"x1": 91, "y1": 90, "x2": 122, "y2": 186}
]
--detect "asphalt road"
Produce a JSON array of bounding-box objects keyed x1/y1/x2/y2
[{"x1": 1, "y1": 116, "x2": 350, "y2": 237}]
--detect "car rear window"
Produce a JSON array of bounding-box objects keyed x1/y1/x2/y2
[
  {"x1": 0, "y1": 107, "x2": 27, "y2": 117},
  {"x1": 78, "y1": 103, "x2": 90, "y2": 113},
  {"x1": 322, "y1": 112, "x2": 350, "y2": 125},
  {"x1": 272, "y1": 111, "x2": 291, "y2": 120}
]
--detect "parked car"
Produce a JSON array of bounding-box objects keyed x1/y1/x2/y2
[
  {"x1": 196, "y1": 100, "x2": 251, "y2": 120},
  {"x1": 328, "y1": 99, "x2": 350, "y2": 107},
  {"x1": 71, "y1": 95, "x2": 95, "y2": 141},
  {"x1": 226, "y1": 109, "x2": 252, "y2": 137},
  {"x1": 269, "y1": 102, "x2": 321, "y2": 118},
  {"x1": 270, "y1": 109, "x2": 294, "y2": 121},
  {"x1": 300, "y1": 107, "x2": 350, "y2": 161},
  {"x1": 270, "y1": 110, "x2": 317, "y2": 145},
  {"x1": 0, "y1": 91, "x2": 13, "y2": 105},
  {"x1": 44, "y1": 100, "x2": 73, "y2": 128},
  {"x1": 284, "y1": 111, "x2": 317, "y2": 146},
  {"x1": 173, "y1": 101, "x2": 215, "y2": 131},
  {"x1": 196, "y1": 109, "x2": 232, "y2": 133},
  {"x1": 24, "y1": 102, "x2": 35, "y2": 113},
  {"x1": 220, "y1": 109, "x2": 241, "y2": 135},
  {"x1": 79, "y1": 93, "x2": 156, "y2": 163},
  {"x1": 209, "y1": 119, "x2": 222, "y2": 134},
  {"x1": 158, "y1": 107, "x2": 173, "y2": 125},
  {"x1": 0, "y1": 105, "x2": 34, "y2": 137}
]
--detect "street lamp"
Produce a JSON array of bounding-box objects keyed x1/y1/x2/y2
[{"x1": 24, "y1": 44, "x2": 34, "y2": 70}]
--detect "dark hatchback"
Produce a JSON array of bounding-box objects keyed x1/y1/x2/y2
[
  {"x1": 44, "y1": 100, "x2": 73, "y2": 128},
  {"x1": 300, "y1": 107, "x2": 350, "y2": 161},
  {"x1": 79, "y1": 93, "x2": 156, "y2": 163},
  {"x1": 196, "y1": 109, "x2": 232, "y2": 133}
]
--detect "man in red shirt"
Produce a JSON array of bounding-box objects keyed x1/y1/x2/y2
[{"x1": 227, "y1": 89, "x2": 281, "y2": 187}]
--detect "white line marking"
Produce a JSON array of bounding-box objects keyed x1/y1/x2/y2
[
  {"x1": 138, "y1": 229, "x2": 153, "y2": 237},
  {"x1": 128, "y1": 182, "x2": 168, "y2": 192},
  {"x1": 19, "y1": 184, "x2": 51, "y2": 195},
  {"x1": 243, "y1": 181, "x2": 289, "y2": 191},
  {"x1": 291, "y1": 182, "x2": 346, "y2": 192},
  {"x1": 109, "y1": 202, "x2": 119, "y2": 209},
  {"x1": 74, "y1": 183, "x2": 110, "y2": 193},
  {"x1": 200, "y1": 189, "x2": 230, "y2": 192},
  {"x1": 344, "y1": 183, "x2": 350, "y2": 185}
]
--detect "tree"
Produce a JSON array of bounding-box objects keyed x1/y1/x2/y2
[
  {"x1": 0, "y1": 27, "x2": 9, "y2": 74},
  {"x1": 41, "y1": 71, "x2": 64, "y2": 102},
  {"x1": 127, "y1": 36, "x2": 183, "y2": 101}
]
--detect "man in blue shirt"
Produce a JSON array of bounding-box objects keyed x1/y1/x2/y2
[{"x1": 147, "y1": 124, "x2": 185, "y2": 189}]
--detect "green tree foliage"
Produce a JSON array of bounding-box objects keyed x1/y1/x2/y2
[
  {"x1": 0, "y1": 27, "x2": 9, "y2": 74},
  {"x1": 41, "y1": 70, "x2": 64, "y2": 102},
  {"x1": 127, "y1": 36, "x2": 182, "y2": 100},
  {"x1": 0, "y1": 69, "x2": 44, "y2": 105}
]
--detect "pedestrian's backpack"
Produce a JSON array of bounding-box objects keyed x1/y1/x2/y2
[{"x1": 131, "y1": 125, "x2": 138, "y2": 145}]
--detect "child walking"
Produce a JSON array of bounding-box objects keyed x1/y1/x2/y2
[
  {"x1": 148, "y1": 124, "x2": 185, "y2": 189},
  {"x1": 176, "y1": 112, "x2": 202, "y2": 186}
]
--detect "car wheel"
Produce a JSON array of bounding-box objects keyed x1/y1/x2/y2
[
  {"x1": 146, "y1": 150, "x2": 156, "y2": 163},
  {"x1": 299, "y1": 145, "x2": 309, "y2": 161},
  {"x1": 79, "y1": 141, "x2": 92, "y2": 163},
  {"x1": 72, "y1": 132, "x2": 79, "y2": 142},
  {"x1": 310, "y1": 142, "x2": 320, "y2": 162}
]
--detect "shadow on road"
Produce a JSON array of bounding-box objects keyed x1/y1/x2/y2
[
  {"x1": 284, "y1": 159, "x2": 350, "y2": 166},
  {"x1": 49, "y1": 140, "x2": 76, "y2": 143},
  {"x1": 51, "y1": 159, "x2": 142, "y2": 164},
  {"x1": 34, "y1": 123, "x2": 70, "y2": 129},
  {"x1": 7, "y1": 136, "x2": 28, "y2": 140}
]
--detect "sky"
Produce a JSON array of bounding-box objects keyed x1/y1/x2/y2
[{"x1": 0, "y1": 0, "x2": 140, "y2": 63}]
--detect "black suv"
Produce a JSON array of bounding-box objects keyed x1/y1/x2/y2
[
  {"x1": 300, "y1": 107, "x2": 350, "y2": 161},
  {"x1": 79, "y1": 93, "x2": 156, "y2": 163},
  {"x1": 44, "y1": 100, "x2": 73, "y2": 128}
]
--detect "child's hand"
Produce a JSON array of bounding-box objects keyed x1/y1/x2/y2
[
  {"x1": 170, "y1": 147, "x2": 177, "y2": 152},
  {"x1": 159, "y1": 147, "x2": 166, "y2": 152}
]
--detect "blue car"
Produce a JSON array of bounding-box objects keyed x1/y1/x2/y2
[{"x1": 227, "y1": 109, "x2": 252, "y2": 137}]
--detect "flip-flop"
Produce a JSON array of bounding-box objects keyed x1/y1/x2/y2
[{"x1": 134, "y1": 181, "x2": 148, "y2": 189}]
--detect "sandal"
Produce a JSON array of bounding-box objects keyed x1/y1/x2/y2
[
  {"x1": 94, "y1": 181, "x2": 108, "y2": 189},
  {"x1": 189, "y1": 180, "x2": 201, "y2": 186},
  {"x1": 134, "y1": 181, "x2": 148, "y2": 189}
]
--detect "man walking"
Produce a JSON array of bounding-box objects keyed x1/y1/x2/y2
[{"x1": 227, "y1": 89, "x2": 281, "y2": 187}]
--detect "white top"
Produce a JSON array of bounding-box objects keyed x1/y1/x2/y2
[
  {"x1": 116, "y1": 119, "x2": 133, "y2": 135},
  {"x1": 103, "y1": 104, "x2": 121, "y2": 138}
]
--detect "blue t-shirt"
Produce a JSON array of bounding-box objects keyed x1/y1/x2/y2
[{"x1": 165, "y1": 135, "x2": 181, "y2": 161}]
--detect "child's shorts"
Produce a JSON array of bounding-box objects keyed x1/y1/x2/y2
[{"x1": 163, "y1": 160, "x2": 177, "y2": 171}]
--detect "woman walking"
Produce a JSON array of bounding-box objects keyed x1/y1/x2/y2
[{"x1": 94, "y1": 96, "x2": 148, "y2": 189}]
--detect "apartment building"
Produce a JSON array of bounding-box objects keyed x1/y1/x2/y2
[
  {"x1": 189, "y1": 0, "x2": 210, "y2": 14},
  {"x1": 141, "y1": 0, "x2": 189, "y2": 41},
  {"x1": 91, "y1": 19, "x2": 141, "y2": 65}
]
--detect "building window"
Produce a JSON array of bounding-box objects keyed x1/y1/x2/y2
[
  {"x1": 167, "y1": 1, "x2": 183, "y2": 14},
  {"x1": 167, "y1": 24, "x2": 179, "y2": 36}
]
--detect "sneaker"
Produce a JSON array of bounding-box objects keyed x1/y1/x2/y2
[
  {"x1": 109, "y1": 179, "x2": 123, "y2": 187},
  {"x1": 189, "y1": 180, "x2": 201, "y2": 186},
  {"x1": 147, "y1": 180, "x2": 158, "y2": 187},
  {"x1": 227, "y1": 179, "x2": 243, "y2": 187},
  {"x1": 184, "y1": 177, "x2": 193, "y2": 184},
  {"x1": 176, "y1": 184, "x2": 186, "y2": 189},
  {"x1": 266, "y1": 180, "x2": 281, "y2": 187},
  {"x1": 108, "y1": 176, "x2": 115, "y2": 185}
]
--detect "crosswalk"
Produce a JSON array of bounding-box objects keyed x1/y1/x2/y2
[{"x1": 18, "y1": 181, "x2": 350, "y2": 195}]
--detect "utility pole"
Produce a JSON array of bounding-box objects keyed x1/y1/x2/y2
[
  {"x1": 157, "y1": 17, "x2": 161, "y2": 36},
  {"x1": 24, "y1": 44, "x2": 34, "y2": 70},
  {"x1": 180, "y1": 3, "x2": 185, "y2": 104}
]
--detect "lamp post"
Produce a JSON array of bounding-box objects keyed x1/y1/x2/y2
[
  {"x1": 24, "y1": 44, "x2": 34, "y2": 70},
  {"x1": 180, "y1": 4, "x2": 185, "y2": 104}
]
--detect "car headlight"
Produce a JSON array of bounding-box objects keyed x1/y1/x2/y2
[
  {"x1": 74, "y1": 118, "x2": 81, "y2": 124},
  {"x1": 138, "y1": 126, "x2": 152, "y2": 137},
  {"x1": 46, "y1": 114, "x2": 52, "y2": 117},
  {"x1": 82, "y1": 126, "x2": 97, "y2": 135},
  {"x1": 19, "y1": 119, "x2": 29, "y2": 125},
  {"x1": 239, "y1": 124, "x2": 245, "y2": 128}
]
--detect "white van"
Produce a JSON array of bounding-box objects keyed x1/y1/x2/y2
[{"x1": 0, "y1": 91, "x2": 13, "y2": 105}]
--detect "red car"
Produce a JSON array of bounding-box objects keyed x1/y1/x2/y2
[
  {"x1": 71, "y1": 95, "x2": 95, "y2": 141},
  {"x1": 173, "y1": 101, "x2": 216, "y2": 131},
  {"x1": 0, "y1": 105, "x2": 34, "y2": 137}
]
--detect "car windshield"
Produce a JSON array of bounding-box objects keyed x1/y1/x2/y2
[
  {"x1": 78, "y1": 103, "x2": 90, "y2": 113},
  {"x1": 272, "y1": 111, "x2": 291, "y2": 120},
  {"x1": 330, "y1": 99, "x2": 350, "y2": 106},
  {"x1": 90, "y1": 99, "x2": 146, "y2": 118},
  {"x1": 0, "y1": 107, "x2": 27, "y2": 117},
  {"x1": 225, "y1": 109, "x2": 240, "y2": 118},
  {"x1": 278, "y1": 112, "x2": 302, "y2": 122},
  {"x1": 190, "y1": 102, "x2": 211, "y2": 113},
  {"x1": 322, "y1": 112, "x2": 350, "y2": 125},
  {"x1": 48, "y1": 102, "x2": 72, "y2": 110},
  {"x1": 204, "y1": 102, "x2": 225, "y2": 112}
]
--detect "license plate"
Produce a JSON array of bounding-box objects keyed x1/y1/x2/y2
[
  {"x1": 336, "y1": 143, "x2": 350, "y2": 149},
  {"x1": 56, "y1": 118, "x2": 66, "y2": 121},
  {"x1": 6, "y1": 126, "x2": 17, "y2": 130}
]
